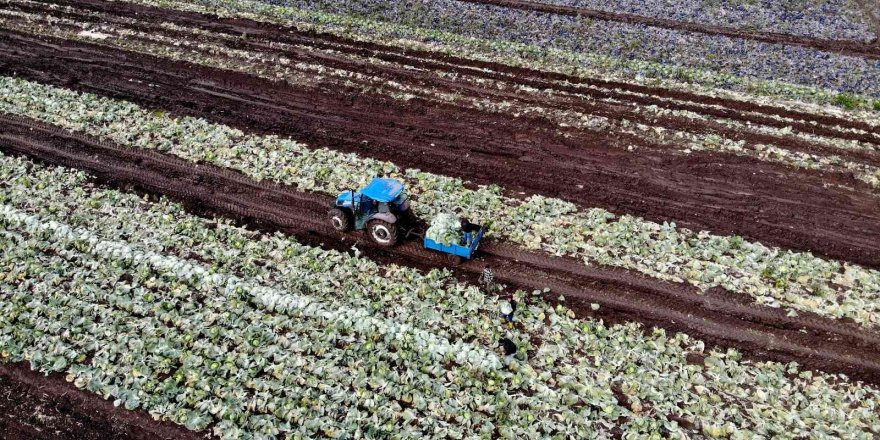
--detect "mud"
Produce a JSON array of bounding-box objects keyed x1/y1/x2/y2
[
  {"x1": 1, "y1": 29, "x2": 879, "y2": 270},
  {"x1": 3, "y1": 115, "x2": 880, "y2": 389}
]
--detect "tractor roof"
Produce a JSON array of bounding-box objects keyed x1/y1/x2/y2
[{"x1": 361, "y1": 178, "x2": 405, "y2": 202}]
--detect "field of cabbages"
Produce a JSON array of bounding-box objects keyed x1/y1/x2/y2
[{"x1": 1, "y1": 0, "x2": 880, "y2": 438}]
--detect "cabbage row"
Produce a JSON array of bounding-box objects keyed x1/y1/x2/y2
[
  {"x1": 3, "y1": 4, "x2": 878, "y2": 188},
  {"x1": 115, "y1": 0, "x2": 880, "y2": 114},
  {"x1": 537, "y1": 0, "x2": 875, "y2": 42},
  {"x1": 1, "y1": 76, "x2": 879, "y2": 329},
  {"x1": 2, "y1": 152, "x2": 880, "y2": 439}
]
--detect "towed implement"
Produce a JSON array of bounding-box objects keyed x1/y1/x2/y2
[{"x1": 423, "y1": 220, "x2": 487, "y2": 264}]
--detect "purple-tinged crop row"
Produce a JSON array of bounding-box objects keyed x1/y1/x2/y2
[
  {"x1": 273, "y1": 0, "x2": 880, "y2": 97},
  {"x1": 538, "y1": 0, "x2": 876, "y2": 43}
]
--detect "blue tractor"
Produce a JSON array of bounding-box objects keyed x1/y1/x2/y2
[{"x1": 328, "y1": 178, "x2": 411, "y2": 247}]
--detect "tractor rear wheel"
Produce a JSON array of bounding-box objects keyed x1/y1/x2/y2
[
  {"x1": 367, "y1": 220, "x2": 399, "y2": 247},
  {"x1": 328, "y1": 208, "x2": 353, "y2": 232}
]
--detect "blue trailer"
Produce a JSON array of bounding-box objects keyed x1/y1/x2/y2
[{"x1": 424, "y1": 223, "x2": 487, "y2": 264}]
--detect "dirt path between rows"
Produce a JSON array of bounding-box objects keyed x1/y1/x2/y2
[
  {"x1": 2, "y1": 30, "x2": 879, "y2": 269},
  {"x1": 29, "y1": 0, "x2": 880, "y2": 138},
  {"x1": 459, "y1": 0, "x2": 880, "y2": 56},
  {"x1": 3, "y1": 114, "x2": 880, "y2": 388},
  {"x1": 10, "y1": 0, "x2": 880, "y2": 161},
  {"x1": 0, "y1": 362, "x2": 212, "y2": 440}
]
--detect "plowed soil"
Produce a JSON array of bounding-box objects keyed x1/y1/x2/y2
[
  {"x1": 0, "y1": 362, "x2": 211, "y2": 440},
  {"x1": 3, "y1": 1, "x2": 880, "y2": 437},
  {"x1": 1, "y1": 27, "x2": 879, "y2": 269},
  {"x1": 3, "y1": 114, "x2": 879, "y2": 387}
]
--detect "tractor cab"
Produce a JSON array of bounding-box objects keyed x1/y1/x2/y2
[{"x1": 329, "y1": 178, "x2": 410, "y2": 246}]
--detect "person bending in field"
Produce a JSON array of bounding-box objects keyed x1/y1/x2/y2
[
  {"x1": 460, "y1": 217, "x2": 480, "y2": 246},
  {"x1": 501, "y1": 299, "x2": 518, "y2": 323},
  {"x1": 460, "y1": 217, "x2": 480, "y2": 233},
  {"x1": 499, "y1": 337, "x2": 517, "y2": 364}
]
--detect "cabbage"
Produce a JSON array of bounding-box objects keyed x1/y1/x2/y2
[
  {"x1": 425, "y1": 213, "x2": 462, "y2": 246},
  {"x1": 2, "y1": 152, "x2": 880, "y2": 439},
  {"x1": 1, "y1": 75, "x2": 878, "y2": 329}
]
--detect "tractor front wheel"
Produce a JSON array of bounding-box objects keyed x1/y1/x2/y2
[
  {"x1": 328, "y1": 208, "x2": 353, "y2": 232},
  {"x1": 367, "y1": 220, "x2": 399, "y2": 247}
]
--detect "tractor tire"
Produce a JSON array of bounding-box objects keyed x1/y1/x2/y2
[
  {"x1": 367, "y1": 220, "x2": 399, "y2": 247},
  {"x1": 328, "y1": 208, "x2": 353, "y2": 232}
]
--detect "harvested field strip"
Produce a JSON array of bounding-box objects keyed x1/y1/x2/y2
[
  {"x1": 4, "y1": 113, "x2": 880, "y2": 386},
  {"x1": 455, "y1": 0, "x2": 880, "y2": 57},
  {"x1": 13, "y1": 1, "x2": 880, "y2": 165},
  {"x1": 25, "y1": 0, "x2": 880, "y2": 137},
  {"x1": 5, "y1": 2, "x2": 880, "y2": 183},
  {"x1": 2, "y1": 76, "x2": 879, "y2": 328},
  {"x1": 854, "y1": 0, "x2": 880, "y2": 41},
  {"x1": 3, "y1": 30, "x2": 880, "y2": 269},
  {"x1": 3, "y1": 152, "x2": 880, "y2": 438},
  {"x1": 114, "y1": 0, "x2": 880, "y2": 114}
]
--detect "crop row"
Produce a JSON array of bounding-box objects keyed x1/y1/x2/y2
[
  {"x1": 29, "y1": 0, "x2": 880, "y2": 128},
  {"x1": 535, "y1": 0, "x2": 875, "y2": 42},
  {"x1": 2, "y1": 6, "x2": 878, "y2": 189},
  {"x1": 0, "y1": 225, "x2": 526, "y2": 438},
  {"x1": 277, "y1": 0, "x2": 880, "y2": 96},
  {"x1": 117, "y1": 0, "x2": 880, "y2": 115},
  {"x1": 116, "y1": 0, "x2": 880, "y2": 126},
  {"x1": 1, "y1": 76, "x2": 879, "y2": 329},
  {"x1": 3, "y1": 151, "x2": 880, "y2": 438}
]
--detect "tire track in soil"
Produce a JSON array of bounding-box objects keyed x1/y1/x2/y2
[
  {"x1": 2, "y1": 29, "x2": 879, "y2": 269},
  {"x1": 10, "y1": 0, "x2": 880, "y2": 165},
  {"x1": 458, "y1": 0, "x2": 880, "y2": 56},
  {"x1": 3, "y1": 114, "x2": 880, "y2": 387},
  {"x1": 35, "y1": 0, "x2": 880, "y2": 137}
]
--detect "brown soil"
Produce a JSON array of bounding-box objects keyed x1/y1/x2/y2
[
  {"x1": 30, "y1": 0, "x2": 880, "y2": 142},
  {"x1": 0, "y1": 362, "x2": 212, "y2": 440},
  {"x1": 1, "y1": 28, "x2": 879, "y2": 270},
  {"x1": 3, "y1": 114, "x2": 880, "y2": 390},
  {"x1": 460, "y1": 0, "x2": 880, "y2": 54},
  {"x1": 9, "y1": 0, "x2": 880, "y2": 162},
  {"x1": 2, "y1": 3, "x2": 880, "y2": 435}
]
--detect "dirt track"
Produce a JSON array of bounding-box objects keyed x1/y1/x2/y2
[
  {"x1": 26, "y1": 0, "x2": 880, "y2": 136},
  {"x1": 3, "y1": 114, "x2": 880, "y2": 389},
  {"x1": 16, "y1": 0, "x2": 880, "y2": 146},
  {"x1": 1, "y1": 26, "x2": 880, "y2": 269}
]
